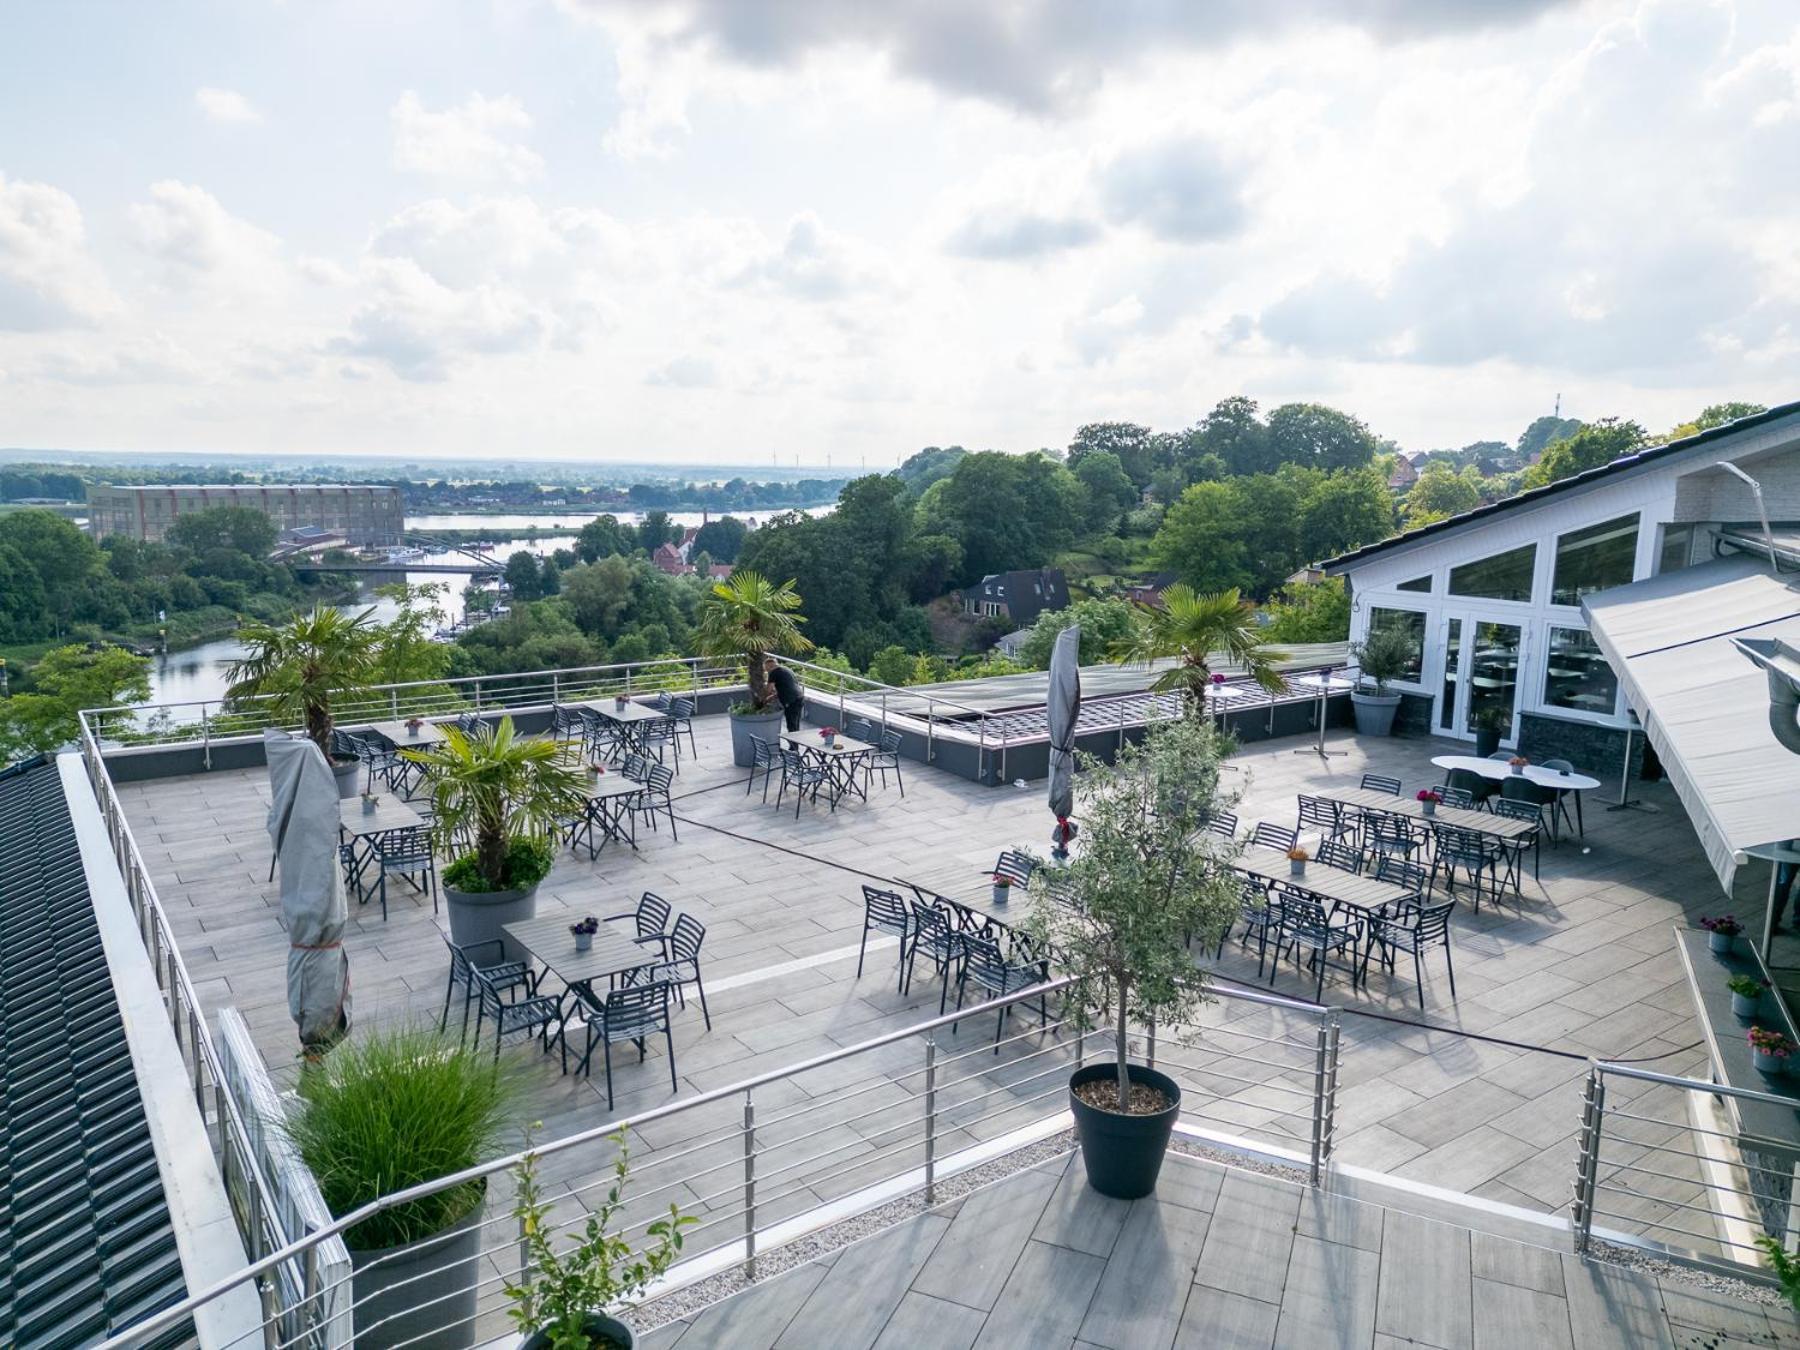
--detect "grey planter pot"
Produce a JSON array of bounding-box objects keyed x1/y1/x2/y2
[
  {"x1": 1350, "y1": 690, "x2": 1401, "y2": 737},
  {"x1": 350, "y1": 1191, "x2": 485, "y2": 1350},
  {"x1": 1709, "y1": 932, "x2": 1736, "y2": 955},
  {"x1": 332, "y1": 756, "x2": 362, "y2": 799},
  {"x1": 1289, "y1": 860, "x2": 1305, "y2": 878},
  {"x1": 1754, "y1": 1050, "x2": 1787, "y2": 1075},
  {"x1": 522, "y1": 1312, "x2": 636, "y2": 1349},
  {"x1": 1732, "y1": 993, "x2": 1761, "y2": 1019},
  {"x1": 445, "y1": 879, "x2": 540, "y2": 964},
  {"x1": 729, "y1": 708, "x2": 784, "y2": 768}
]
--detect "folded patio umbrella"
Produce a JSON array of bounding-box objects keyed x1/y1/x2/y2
[
  {"x1": 265, "y1": 728, "x2": 351, "y2": 1056},
  {"x1": 1047, "y1": 625, "x2": 1082, "y2": 854}
]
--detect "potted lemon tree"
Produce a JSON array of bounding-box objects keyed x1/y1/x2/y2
[
  {"x1": 695, "y1": 571, "x2": 813, "y2": 767},
  {"x1": 1026, "y1": 714, "x2": 1242, "y2": 1198}
]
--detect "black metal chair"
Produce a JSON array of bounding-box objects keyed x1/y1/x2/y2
[
  {"x1": 954, "y1": 935, "x2": 1050, "y2": 1052},
  {"x1": 367, "y1": 825, "x2": 436, "y2": 921},
  {"x1": 1360, "y1": 774, "x2": 1402, "y2": 796},
  {"x1": 666, "y1": 697, "x2": 699, "y2": 763},
  {"x1": 1374, "y1": 854, "x2": 1430, "y2": 899},
  {"x1": 631, "y1": 764, "x2": 679, "y2": 840},
  {"x1": 1297, "y1": 795, "x2": 1351, "y2": 844},
  {"x1": 607, "y1": 891, "x2": 672, "y2": 945},
  {"x1": 1360, "y1": 899, "x2": 1457, "y2": 1008},
  {"x1": 621, "y1": 752, "x2": 651, "y2": 782},
  {"x1": 439, "y1": 935, "x2": 534, "y2": 1042},
  {"x1": 744, "y1": 734, "x2": 778, "y2": 800},
  {"x1": 993, "y1": 850, "x2": 1037, "y2": 889},
  {"x1": 859, "y1": 885, "x2": 913, "y2": 990},
  {"x1": 1542, "y1": 758, "x2": 1582, "y2": 837},
  {"x1": 549, "y1": 704, "x2": 587, "y2": 758},
  {"x1": 1202, "y1": 810, "x2": 1239, "y2": 841},
  {"x1": 639, "y1": 710, "x2": 680, "y2": 770},
  {"x1": 1270, "y1": 885, "x2": 1362, "y2": 1003},
  {"x1": 1220, "y1": 875, "x2": 1282, "y2": 978},
  {"x1": 1315, "y1": 839, "x2": 1364, "y2": 874},
  {"x1": 865, "y1": 728, "x2": 905, "y2": 796},
  {"x1": 457, "y1": 712, "x2": 484, "y2": 738},
  {"x1": 1492, "y1": 796, "x2": 1544, "y2": 885},
  {"x1": 635, "y1": 913, "x2": 710, "y2": 1030},
  {"x1": 1429, "y1": 824, "x2": 1502, "y2": 912},
  {"x1": 563, "y1": 982, "x2": 676, "y2": 1108},
  {"x1": 1250, "y1": 821, "x2": 1298, "y2": 853},
  {"x1": 905, "y1": 902, "x2": 964, "y2": 1015},
  {"x1": 581, "y1": 707, "x2": 623, "y2": 762},
  {"x1": 1436, "y1": 785, "x2": 1475, "y2": 811},
  {"x1": 1365, "y1": 812, "x2": 1418, "y2": 865},
  {"x1": 773, "y1": 747, "x2": 831, "y2": 817},
  {"x1": 1446, "y1": 767, "x2": 1496, "y2": 809},
  {"x1": 471, "y1": 963, "x2": 561, "y2": 1061}
]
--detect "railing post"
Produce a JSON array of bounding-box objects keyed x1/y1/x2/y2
[
  {"x1": 474, "y1": 679, "x2": 483, "y2": 710},
  {"x1": 301, "y1": 1243, "x2": 321, "y2": 1340},
  {"x1": 1309, "y1": 1011, "x2": 1336, "y2": 1186},
  {"x1": 259, "y1": 1274, "x2": 280, "y2": 1349},
  {"x1": 926, "y1": 699, "x2": 935, "y2": 764},
  {"x1": 742, "y1": 1089, "x2": 757, "y2": 1281},
  {"x1": 1146, "y1": 1019, "x2": 1156, "y2": 1070},
  {"x1": 1571, "y1": 1066, "x2": 1606, "y2": 1253},
  {"x1": 923, "y1": 1035, "x2": 938, "y2": 1205},
  {"x1": 391, "y1": 687, "x2": 400, "y2": 717},
  {"x1": 552, "y1": 672, "x2": 561, "y2": 705},
  {"x1": 201, "y1": 702, "x2": 212, "y2": 770}
]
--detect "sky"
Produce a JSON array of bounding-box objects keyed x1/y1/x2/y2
[{"x1": 0, "y1": 0, "x2": 1795, "y2": 467}]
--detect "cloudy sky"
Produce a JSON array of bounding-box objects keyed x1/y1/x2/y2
[{"x1": 0, "y1": 0, "x2": 1794, "y2": 466}]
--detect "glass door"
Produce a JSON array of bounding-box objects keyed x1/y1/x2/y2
[
  {"x1": 1438, "y1": 617, "x2": 1462, "y2": 733},
  {"x1": 1438, "y1": 613, "x2": 1524, "y2": 742}
]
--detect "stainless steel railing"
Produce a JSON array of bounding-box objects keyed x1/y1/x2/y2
[
  {"x1": 97, "y1": 976, "x2": 1341, "y2": 1350},
  {"x1": 1571, "y1": 1060, "x2": 1800, "y2": 1279}
]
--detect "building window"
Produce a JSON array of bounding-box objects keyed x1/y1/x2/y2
[
  {"x1": 1658, "y1": 524, "x2": 1694, "y2": 574},
  {"x1": 1543, "y1": 627, "x2": 1618, "y2": 717},
  {"x1": 1396, "y1": 575, "x2": 1431, "y2": 592},
  {"x1": 1551, "y1": 514, "x2": 1638, "y2": 606},
  {"x1": 1448, "y1": 543, "x2": 1536, "y2": 603},
  {"x1": 1367, "y1": 607, "x2": 1426, "y2": 683}
]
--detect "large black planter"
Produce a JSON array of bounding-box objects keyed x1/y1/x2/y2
[
  {"x1": 349, "y1": 1192, "x2": 485, "y2": 1349},
  {"x1": 1069, "y1": 1062, "x2": 1182, "y2": 1199},
  {"x1": 522, "y1": 1312, "x2": 636, "y2": 1349},
  {"x1": 1474, "y1": 727, "x2": 1502, "y2": 757}
]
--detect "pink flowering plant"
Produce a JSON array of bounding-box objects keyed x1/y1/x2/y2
[{"x1": 1749, "y1": 1027, "x2": 1793, "y2": 1059}]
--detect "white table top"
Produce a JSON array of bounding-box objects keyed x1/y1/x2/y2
[
  {"x1": 578, "y1": 699, "x2": 671, "y2": 724},
  {"x1": 367, "y1": 719, "x2": 447, "y2": 746},
  {"x1": 1430, "y1": 754, "x2": 1601, "y2": 791}
]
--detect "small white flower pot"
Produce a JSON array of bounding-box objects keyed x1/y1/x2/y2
[
  {"x1": 992, "y1": 885, "x2": 1010, "y2": 906},
  {"x1": 1753, "y1": 1049, "x2": 1786, "y2": 1075},
  {"x1": 361, "y1": 796, "x2": 378, "y2": 815},
  {"x1": 574, "y1": 931, "x2": 593, "y2": 953},
  {"x1": 1709, "y1": 932, "x2": 1736, "y2": 955},
  {"x1": 1421, "y1": 800, "x2": 1436, "y2": 817},
  {"x1": 1289, "y1": 860, "x2": 1306, "y2": 878},
  {"x1": 1732, "y1": 993, "x2": 1760, "y2": 1018}
]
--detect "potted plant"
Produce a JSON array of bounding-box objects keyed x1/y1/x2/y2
[
  {"x1": 1026, "y1": 715, "x2": 1242, "y2": 1199},
  {"x1": 226, "y1": 605, "x2": 382, "y2": 799},
  {"x1": 1417, "y1": 788, "x2": 1441, "y2": 817},
  {"x1": 695, "y1": 571, "x2": 814, "y2": 767},
  {"x1": 819, "y1": 725, "x2": 838, "y2": 749},
  {"x1": 361, "y1": 789, "x2": 379, "y2": 816},
  {"x1": 505, "y1": 1135, "x2": 693, "y2": 1349},
  {"x1": 1750, "y1": 1027, "x2": 1793, "y2": 1075},
  {"x1": 1471, "y1": 704, "x2": 1510, "y2": 757},
  {"x1": 1287, "y1": 845, "x2": 1310, "y2": 877},
  {"x1": 406, "y1": 717, "x2": 586, "y2": 957},
  {"x1": 571, "y1": 916, "x2": 598, "y2": 953},
  {"x1": 405, "y1": 716, "x2": 425, "y2": 738},
  {"x1": 991, "y1": 872, "x2": 1014, "y2": 906},
  {"x1": 1702, "y1": 915, "x2": 1742, "y2": 955},
  {"x1": 1508, "y1": 755, "x2": 1529, "y2": 776},
  {"x1": 1348, "y1": 624, "x2": 1417, "y2": 737},
  {"x1": 1728, "y1": 974, "x2": 1767, "y2": 1019},
  {"x1": 286, "y1": 1026, "x2": 514, "y2": 1350},
  {"x1": 1109, "y1": 584, "x2": 1287, "y2": 709}
]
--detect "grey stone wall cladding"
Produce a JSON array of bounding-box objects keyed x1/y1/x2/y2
[
  {"x1": 1519, "y1": 712, "x2": 1644, "y2": 782},
  {"x1": 1393, "y1": 692, "x2": 1436, "y2": 737}
]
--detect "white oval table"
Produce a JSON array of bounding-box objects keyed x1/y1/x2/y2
[{"x1": 1429, "y1": 754, "x2": 1600, "y2": 839}]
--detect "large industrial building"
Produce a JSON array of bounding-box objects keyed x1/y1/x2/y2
[{"x1": 86, "y1": 484, "x2": 404, "y2": 546}]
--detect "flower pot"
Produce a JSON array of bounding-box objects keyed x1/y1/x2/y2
[
  {"x1": 992, "y1": 884, "x2": 1010, "y2": 906},
  {"x1": 1421, "y1": 800, "x2": 1436, "y2": 817},
  {"x1": 1754, "y1": 1050, "x2": 1787, "y2": 1075},
  {"x1": 349, "y1": 1190, "x2": 485, "y2": 1350},
  {"x1": 1473, "y1": 727, "x2": 1502, "y2": 758},
  {"x1": 521, "y1": 1313, "x2": 636, "y2": 1350},
  {"x1": 1289, "y1": 860, "x2": 1305, "y2": 877},
  {"x1": 362, "y1": 796, "x2": 378, "y2": 815},
  {"x1": 1732, "y1": 993, "x2": 1761, "y2": 1019},
  {"x1": 1069, "y1": 1062, "x2": 1182, "y2": 1199},
  {"x1": 1709, "y1": 932, "x2": 1736, "y2": 955},
  {"x1": 728, "y1": 707, "x2": 785, "y2": 768},
  {"x1": 1350, "y1": 690, "x2": 1402, "y2": 738},
  {"x1": 823, "y1": 735, "x2": 836, "y2": 748},
  {"x1": 1510, "y1": 764, "x2": 1524, "y2": 776},
  {"x1": 574, "y1": 930, "x2": 593, "y2": 953},
  {"x1": 332, "y1": 756, "x2": 362, "y2": 800},
  {"x1": 445, "y1": 881, "x2": 540, "y2": 965}
]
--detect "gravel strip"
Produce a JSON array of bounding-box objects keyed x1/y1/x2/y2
[{"x1": 1584, "y1": 1234, "x2": 1790, "y2": 1309}]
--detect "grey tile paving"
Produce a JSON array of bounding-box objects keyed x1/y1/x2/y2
[
  {"x1": 1375, "y1": 1209, "x2": 1472, "y2": 1350},
  {"x1": 1175, "y1": 1286, "x2": 1280, "y2": 1350},
  {"x1": 773, "y1": 1212, "x2": 951, "y2": 1349},
  {"x1": 911, "y1": 1167, "x2": 1058, "y2": 1311},
  {"x1": 970, "y1": 1239, "x2": 1106, "y2": 1350},
  {"x1": 1272, "y1": 1234, "x2": 1380, "y2": 1350},
  {"x1": 1471, "y1": 1277, "x2": 1572, "y2": 1350},
  {"x1": 870, "y1": 1291, "x2": 988, "y2": 1350},
  {"x1": 1076, "y1": 1199, "x2": 1212, "y2": 1349}
]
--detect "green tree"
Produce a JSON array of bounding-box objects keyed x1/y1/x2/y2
[
  {"x1": 691, "y1": 516, "x2": 748, "y2": 563},
  {"x1": 1523, "y1": 417, "x2": 1647, "y2": 488},
  {"x1": 1696, "y1": 401, "x2": 1766, "y2": 431},
  {"x1": 1191, "y1": 395, "x2": 1276, "y2": 476},
  {"x1": 0, "y1": 509, "x2": 100, "y2": 634},
  {"x1": 867, "y1": 645, "x2": 918, "y2": 686},
  {"x1": 1111, "y1": 585, "x2": 1287, "y2": 705},
  {"x1": 917, "y1": 451, "x2": 1082, "y2": 581},
  {"x1": 559, "y1": 556, "x2": 635, "y2": 638},
  {"x1": 1016, "y1": 597, "x2": 1140, "y2": 668},
  {"x1": 505, "y1": 551, "x2": 543, "y2": 602},
  {"x1": 892, "y1": 446, "x2": 968, "y2": 497},
  {"x1": 574, "y1": 514, "x2": 633, "y2": 562},
  {"x1": 166, "y1": 506, "x2": 278, "y2": 558},
  {"x1": 1262, "y1": 577, "x2": 1350, "y2": 643},
  {"x1": 368, "y1": 583, "x2": 451, "y2": 686},
  {"x1": 637, "y1": 510, "x2": 676, "y2": 551},
  {"x1": 1068, "y1": 422, "x2": 1159, "y2": 487},
  {"x1": 1516, "y1": 414, "x2": 1584, "y2": 461},
  {"x1": 1072, "y1": 451, "x2": 1139, "y2": 533},
  {"x1": 1298, "y1": 467, "x2": 1394, "y2": 563},
  {"x1": 1151, "y1": 481, "x2": 1251, "y2": 594},
  {"x1": 1266, "y1": 402, "x2": 1378, "y2": 471},
  {"x1": 0, "y1": 644, "x2": 151, "y2": 763},
  {"x1": 1404, "y1": 463, "x2": 1484, "y2": 527},
  {"x1": 0, "y1": 542, "x2": 48, "y2": 641}
]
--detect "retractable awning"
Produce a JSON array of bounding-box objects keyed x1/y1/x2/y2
[{"x1": 1583, "y1": 556, "x2": 1800, "y2": 891}]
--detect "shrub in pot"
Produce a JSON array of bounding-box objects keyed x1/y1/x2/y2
[
  {"x1": 1109, "y1": 584, "x2": 1288, "y2": 709},
  {"x1": 226, "y1": 605, "x2": 382, "y2": 799},
  {"x1": 1728, "y1": 974, "x2": 1768, "y2": 1019},
  {"x1": 286, "y1": 1026, "x2": 514, "y2": 1350},
  {"x1": 506, "y1": 1134, "x2": 693, "y2": 1350},
  {"x1": 1470, "y1": 704, "x2": 1511, "y2": 757},
  {"x1": 695, "y1": 571, "x2": 813, "y2": 767},
  {"x1": 1348, "y1": 624, "x2": 1417, "y2": 738},
  {"x1": 406, "y1": 717, "x2": 586, "y2": 955},
  {"x1": 1025, "y1": 714, "x2": 1242, "y2": 1199}
]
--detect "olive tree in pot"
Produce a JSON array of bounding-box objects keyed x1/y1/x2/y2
[
  {"x1": 694, "y1": 571, "x2": 813, "y2": 767},
  {"x1": 1025, "y1": 714, "x2": 1243, "y2": 1199},
  {"x1": 226, "y1": 605, "x2": 381, "y2": 799},
  {"x1": 406, "y1": 717, "x2": 586, "y2": 956},
  {"x1": 1348, "y1": 623, "x2": 1418, "y2": 738},
  {"x1": 506, "y1": 1133, "x2": 693, "y2": 1349},
  {"x1": 285, "y1": 1026, "x2": 514, "y2": 1349}
]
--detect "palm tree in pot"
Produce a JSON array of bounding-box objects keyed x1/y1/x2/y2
[
  {"x1": 694, "y1": 571, "x2": 814, "y2": 767},
  {"x1": 285, "y1": 1026, "x2": 514, "y2": 1349},
  {"x1": 406, "y1": 717, "x2": 586, "y2": 952},
  {"x1": 1025, "y1": 714, "x2": 1243, "y2": 1198},
  {"x1": 1111, "y1": 585, "x2": 1287, "y2": 710},
  {"x1": 1349, "y1": 623, "x2": 1418, "y2": 737},
  {"x1": 226, "y1": 605, "x2": 381, "y2": 798}
]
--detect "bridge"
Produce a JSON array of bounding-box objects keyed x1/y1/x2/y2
[{"x1": 283, "y1": 531, "x2": 506, "y2": 575}]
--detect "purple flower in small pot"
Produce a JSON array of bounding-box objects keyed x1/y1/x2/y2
[
  {"x1": 1702, "y1": 915, "x2": 1742, "y2": 954},
  {"x1": 570, "y1": 915, "x2": 599, "y2": 951}
]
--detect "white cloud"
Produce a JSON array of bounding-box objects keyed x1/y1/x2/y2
[
  {"x1": 195, "y1": 87, "x2": 262, "y2": 124},
  {"x1": 732, "y1": 212, "x2": 897, "y2": 302},
  {"x1": 646, "y1": 354, "x2": 719, "y2": 387},
  {"x1": 391, "y1": 92, "x2": 544, "y2": 182},
  {"x1": 1098, "y1": 138, "x2": 1246, "y2": 243},
  {"x1": 127, "y1": 180, "x2": 284, "y2": 296},
  {"x1": 0, "y1": 173, "x2": 118, "y2": 330}
]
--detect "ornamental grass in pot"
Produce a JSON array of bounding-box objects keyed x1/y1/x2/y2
[
  {"x1": 285, "y1": 1026, "x2": 515, "y2": 1350},
  {"x1": 1025, "y1": 714, "x2": 1242, "y2": 1199}
]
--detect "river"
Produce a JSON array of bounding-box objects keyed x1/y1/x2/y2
[{"x1": 405, "y1": 504, "x2": 833, "y2": 533}]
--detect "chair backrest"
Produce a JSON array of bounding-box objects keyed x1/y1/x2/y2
[
  {"x1": 1493, "y1": 798, "x2": 1542, "y2": 826},
  {"x1": 472, "y1": 961, "x2": 526, "y2": 1012},
  {"x1": 635, "y1": 891, "x2": 672, "y2": 939},
  {"x1": 779, "y1": 747, "x2": 813, "y2": 774},
  {"x1": 962, "y1": 934, "x2": 1012, "y2": 984},
  {"x1": 1297, "y1": 796, "x2": 1341, "y2": 834},
  {"x1": 1367, "y1": 813, "x2": 1412, "y2": 847},
  {"x1": 1415, "y1": 899, "x2": 1455, "y2": 942},
  {"x1": 622, "y1": 752, "x2": 650, "y2": 781},
  {"x1": 654, "y1": 690, "x2": 673, "y2": 710},
  {"x1": 669, "y1": 697, "x2": 695, "y2": 719},
  {"x1": 1373, "y1": 855, "x2": 1427, "y2": 895},
  {"x1": 994, "y1": 850, "x2": 1036, "y2": 888},
  {"x1": 1360, "y1": 774, "x2": 1401, "y2": 796},
  {"x1": 458, "y1": 712, "x2": 484, "y2": 737},
  {"x1": 375, "y1": 825, "x2": 432, "y2": 865},
  {"x1": 646, "y1": 764, "x2": 675, "y2": 797},
  {"x1": 1438, "y1": 785, "x2": 1474, "y2": 810},
  {"x1": 1273, "y1": 885, "x2": 1331, "y2": 935},
  {"x1": 880, "y1": 728, "x2": 903, "y2": 755},
  {"x1": 552, "y1": 704, "x2": 581, "y2": 736},
  {"x1": 863, "y1": 885, "x2": 909, "y2": 927},
  {"x1": 1038, "y1": 869, "x2": 1078, "y2": 908},
  {"x1": 603, "y1": 981, "x2": 669, "y2": 1035},
  {"x1": 913, "y1": 901, "x2": 955, "y2": 949},
  {"x1": 848, "y1": 718, "x2": 873, "y2": 743},
  {"x1": 1543, "y1": 758, "x2": 1574, "y2": 773},
  {"x1": 1485, "y1": 750, "x2": 1513, "y2": 761},
  {"x1": 1251, "y1": 821, "x2": 1298, "y2": 852},
  {"x1": 1432, "y1": 823, "x2": 1491, "y2": 859},
  {"x1": 1316, "y1": 839, "x2": 1363, "y2": 874},
  {"x1": 1204, "y1": 811, "x2": 1239, "y2": 840},
  {"x1": 667, "y1": 913, "x2": 706, "y2": 963},
  {"x1": 749, "y1": 734, "x2": 773, "y2": 767},
  {"x1": 1500, "y1": 775, "x2": 1554, "y2": 806}
]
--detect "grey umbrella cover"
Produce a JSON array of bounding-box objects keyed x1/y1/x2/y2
[
  {"x1": 266, "y1": 729, "x2": 351, "y2": 1053},
  {"x1": 1047, "y1": 624, "x2": 1083, "y2": 825}
]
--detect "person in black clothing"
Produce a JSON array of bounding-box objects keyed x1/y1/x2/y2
[{"x1": 765, "y1": 656, "x2": 805, "y2": 732}]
